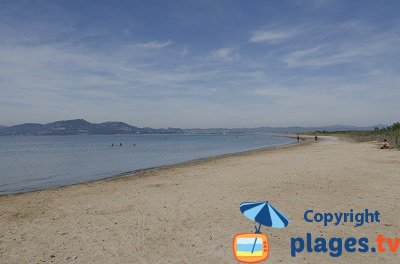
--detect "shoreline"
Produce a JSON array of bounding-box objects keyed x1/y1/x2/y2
[
  {"x1": 3, "y1": 135, "x2": 397, "y2": 263},
  {"x1": 1, "y1": 134, "x2": 308, "y2": 197},
  {"x1": 101, "y1": 135, "x2": 313, "y2": 182}
]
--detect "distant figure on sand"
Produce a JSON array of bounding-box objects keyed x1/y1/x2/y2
[
  {"x1": 112, "y1": 143, "x2": 114, "y2": 147},
  {"x1": 119, "y1": 143, "x2": 122, "y2": 146},
  {"x1": 380, "y1": 139, "x2": 389, "y2": 149},
  {"x1": 297, "y1": 134, "x2": 300, "y2": 142},
  {"x1": 315, "y1": 135, "x2": 318, "y2": 141}
]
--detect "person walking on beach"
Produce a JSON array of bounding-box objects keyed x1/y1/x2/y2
[
  {"x1": 297, "y1": 134, "x2": 300, "y2": 142},
  {"x1": 315, "y1": 135, "x2": 318, "y2": 141}
]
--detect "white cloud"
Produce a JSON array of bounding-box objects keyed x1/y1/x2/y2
[
  {"x1": 338, "y1": 20, "x2": 374, "y2": 31},
  {"x1": 251, "y1": 73, "x2": 400, "y2": 125},
  {"x1": 282, "y1": 46, "x2": 328, "y2": 67},
  {"x1": 209, "y1": 47, "x2": 238, "y2": 60},
  {"x1": 181, "y1": 47, "x2": 189, "y2": 57},
  {"x1": 249, "y1": 30, "x2": 296, "y2": 44},
  {"x1": 1, "y1": 9, "x2": 400, "y2": 128},
  {"x1": 277, "y1": 19, "x2": 400, "y2": 68},
  {"x1": 294, "y1": 0, "x2": 332, "y2": 9},
  {"x1": 130, "y1": 40, "x2": 172, "y2": 50},
  {"x1": 308, "y1": 0, "x2": 331, "y2": 8},
  {"x1": 282, "y1": 28, "x2": 400, "y2": 68}
]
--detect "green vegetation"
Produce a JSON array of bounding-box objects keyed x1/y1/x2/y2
[
  {"x1": 318, "y1": 122, "x2": 400, "y2": 149},
  {"x1": 373, "y1": 122, "x2": 400, "y2": 149}
]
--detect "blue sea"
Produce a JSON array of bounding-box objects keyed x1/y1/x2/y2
[{"x1": 0, "y1": 134, "x2": 294, "y2": 195}]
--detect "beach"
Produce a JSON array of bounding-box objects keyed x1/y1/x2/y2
[{"x1": 0, "y1": 136, "x2": 399, "y2": 263}]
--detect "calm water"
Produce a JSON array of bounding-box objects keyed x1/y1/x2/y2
[{"x1": 0, "y1": 134, "x2": 294, "y2": 195}]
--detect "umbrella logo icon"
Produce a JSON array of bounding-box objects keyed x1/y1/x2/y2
[{"x1": 232, "y1": 201, "x2": 290, "y2": 263}]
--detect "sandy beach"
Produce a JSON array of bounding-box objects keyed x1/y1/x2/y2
[{"x1": 0, "y1": 136, "x2": 399, "y2": 263}]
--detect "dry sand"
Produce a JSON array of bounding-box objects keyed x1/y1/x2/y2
[{"x1": 0, "y1": 136, "x2": 399, "y2": 263}]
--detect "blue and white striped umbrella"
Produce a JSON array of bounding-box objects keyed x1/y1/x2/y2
[{"x1": 240, "y1": 201, "x2": 290, "y2": 229}]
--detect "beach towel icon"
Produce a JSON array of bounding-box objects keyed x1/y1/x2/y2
[{"x1": 233, "y1": 201, "x2": 290, "y2": 263}]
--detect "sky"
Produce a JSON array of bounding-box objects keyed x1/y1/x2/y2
[{"x1": 1, "y1": 0, "x2": 399, "y2": 128}]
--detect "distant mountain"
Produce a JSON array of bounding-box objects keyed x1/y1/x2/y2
[
  {"x1": 183, "y1": 125, "x2": 378, "y2": 134},
  {"x1": 0, "y1": 119, "x2": 184, "y2": 136},
  {"x1": 0, "y1": 119, "x2": 379, "y2": 136}
]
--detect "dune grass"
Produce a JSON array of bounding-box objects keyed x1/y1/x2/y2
[{"x1": 314, "y1": 122, "x2": 400, "y2": 149}]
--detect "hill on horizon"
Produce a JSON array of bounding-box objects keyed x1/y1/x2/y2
[
  {"x1": 0, "y1": 119, "x2": 382, "y2": 136},
  {"x1": 183, "y1": 124, "x2": 381, "y2": 134},
  {"x1": 0, "y1": 119, "x2": 183, "y2": 136}
]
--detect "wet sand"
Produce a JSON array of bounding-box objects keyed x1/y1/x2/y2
[{"x1": 0, "y1": 136, "x2": 399, "y2": 263}]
